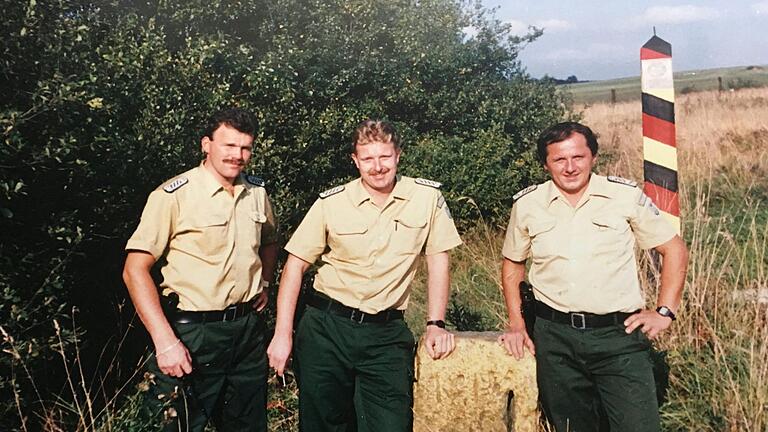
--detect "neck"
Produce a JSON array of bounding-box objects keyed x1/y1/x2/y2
[
  {"x1": 362, "y1": 182, "x2": 394, "y2": 207},
  {"x1": 203, "y1": 161, "x2": 237, "y2": 195}
]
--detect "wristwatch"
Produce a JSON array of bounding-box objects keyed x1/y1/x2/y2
[
  {"x1": 655, "y1": 306, "x2": 676, "y2": 321},
  {"x1": 426, "y1": 320, "x2": 446, "y2": 329},
  {"x1": 259, "y1": 279, "x2": 271, "y2": 291}
]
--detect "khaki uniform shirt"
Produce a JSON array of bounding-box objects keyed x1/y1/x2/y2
[
  {"x1": 126, "y1": 163, "x2": 278, "y2": 311},
  {"x1": 502, "y1": 174, "x2": 676, "y2": 314},
  {"x1": 285, "y1": 176, "x2": 462, "y2": 313}
]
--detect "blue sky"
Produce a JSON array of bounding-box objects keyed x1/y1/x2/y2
[{"x1": 480, "y1": 0, "x2": 768, "y2": 80}]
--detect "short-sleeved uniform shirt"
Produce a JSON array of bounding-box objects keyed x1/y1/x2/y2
[
  {"x1": 126, "y1": 163, "x2": 278, "y2": 311},
  {"x1": 285, "y1": 176, "x2": 462, "y2": 314},
  {"x1": 502, "y1": 174, "x2": 676, "y2": 314}
]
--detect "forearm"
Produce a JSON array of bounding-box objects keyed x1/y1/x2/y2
[
  {"x1": 258, "y1": 242, "x2": 279, "y2": 284},
  {"x1": 501, "y1": 259, "x2": 527, "y2": 326},
  {"x1": 122, "y1": 255, "x2": 176, "y2": 348},
  {"x1": 425, "y1": 252, "x2": 451, "y2": 321},
  {"x1": 655, "y1": 235, "x2": 689, "y2": 312},
  {"x1": 273, "y1": 254, "x2": 310, "y2": 336}
]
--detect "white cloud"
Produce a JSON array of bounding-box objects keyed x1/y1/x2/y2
[
  {"x1": 542, "y1": 43, "x2": 625, "y2": 61},
  {"x1": 505, "y1": 18, "x2": 571, "y2": 35},
  {"x1": 639, "y1": 5, "x2": 719, "y2": 24},
  {"x1": 753, "y1": 1, "x2": 768, "y2": 15},
  {"x1": 534, "y1": 19, "x2": 572, "y2": 32},
  {"x1": 504, "y1": 19, "x2": 530, "y2": 35}
]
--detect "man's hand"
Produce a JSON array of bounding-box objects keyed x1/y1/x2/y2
[
  {"x1": 498, "y1": 322, "x2": 535, "y2": 359},
  {"x1": 624, "y1": 309, "x2": 673, "y2": 339},
  {"x1": 155, "y1": 339, "x2": 193, "y2": 378},
  {"x1": 424, "y1": 325, "x2": 455, "y2": 360},
  {"x1": 267, "y1": 333, "x2": 293, "y2": 376},
  {"x1": 253, "y1": 288, "x2": 269, "y2": 312}
]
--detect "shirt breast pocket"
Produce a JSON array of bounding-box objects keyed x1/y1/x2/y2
[
  {"x1": 393, "y1": 214, "x2": 428, "y2": 255},
  {"x1": 329, "y1": 222, "x2": 369, "y2": 261},
  {"x1": 591, "y1": 215, "x2": 630, "y2": 254},
  {"x1": 189, "y1": 214, "x2": 230, "y2": 258},
  {"x1": 249, "y1": 211, "x2": 266, "y2": 248},
  {"x1": 528, "y1": 218, "x2": 557, "y2": 258}
]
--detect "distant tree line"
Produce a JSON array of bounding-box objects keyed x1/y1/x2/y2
[{"x1": 0, "y1": 0, "x2": 568, "y2": 428}]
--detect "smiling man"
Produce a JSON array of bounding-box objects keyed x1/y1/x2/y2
[
  {"x1": 267, "y1": 119, "x2": 462, "y2": 431},
  {"x1": 498, "y1": 121, "x2": 688, "y2": 432},
  {"x1": 122, "y1": 108, "x2": 278, "y2": 431}
]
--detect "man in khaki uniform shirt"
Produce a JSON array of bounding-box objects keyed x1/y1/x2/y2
[
  {"x1": 498, "y1": 122, "x2": 688, "y2": 432},
  {"x1": 122, "y1": 108, "x2": 278, "y2": 432},
  {"x1": 267, "y1": 119, "x2": 462, "y2": 432}
]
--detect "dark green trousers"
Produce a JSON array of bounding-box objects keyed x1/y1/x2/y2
[
  {"x1": 294, "y1": 306, "x2": 415, "y2": 432},
  {"x1": 145, "y1": 312, "x2": 268, "y2": 432},
  {"x1": 534, "y1": 318, "x2": 660, "y2": 432}
]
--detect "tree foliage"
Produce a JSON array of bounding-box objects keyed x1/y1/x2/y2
[{"x1": 0, "y1": 0, "x2": 567, "y2": 428}]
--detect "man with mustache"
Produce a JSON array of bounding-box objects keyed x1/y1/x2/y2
[
  {"x1": 123, "y1": 108, "x2": 278, "y2": 431},
  {"x1": 498, "y1": 122, "x2": 688, "y2": 431},
  {"x1": 267, "y1": 119, "x2": 462, "y2": 431}
]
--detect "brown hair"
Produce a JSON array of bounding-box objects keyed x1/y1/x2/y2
[{"x1": 350, "y1": 119, "x2": 400, "y2": 153}]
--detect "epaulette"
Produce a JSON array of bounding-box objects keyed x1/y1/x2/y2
[
  {"x1": 163, "y1": 177, "x2": 189, "y2": 193},
  {"x1": 414, "y1": 178, "x2": 442, "y2": 188},
  {"x1": 245, "y1": 175, "x2": 265, "y2": 187},
  {"x1": 319, "y1": 185, "x2": 345, "y2": 199},
  {"x1": 513, "y1": 185, "x2": 537, "y2": 201},
  {"x1": 607, "y1": 176, "x2": 638, "y2": 188}
]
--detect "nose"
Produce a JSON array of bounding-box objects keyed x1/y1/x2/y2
[
  {"x1": 373, "y1": 158, "x2": 383, "y2": 172},
  {"x1": 565, "y1": 159, "x2": 576, "y2": 172}
]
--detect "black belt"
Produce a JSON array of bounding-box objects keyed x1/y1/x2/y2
[
  {"x1": 535, "y1": 301, "x2": 637, "y2": 329},
  {"x1": 307, "y1": 291, "x2": 404, "y2": 324},
  {"x1": 171, "y1": 299, "x2": 256, "y2": 324}
]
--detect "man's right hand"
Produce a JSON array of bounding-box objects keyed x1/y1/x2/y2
[
  {"x1": 498, "y1": 322, "x2": 535, "y2": 360},
  {"x1": 155, "y1": 339, "x2": 193, "y2": 378},
  {"x1": 267, "y1": 333, "x2": 293, "y2": 376}
]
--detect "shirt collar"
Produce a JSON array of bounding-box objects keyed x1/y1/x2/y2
[
  {"x1": 196, "y1": 161, "x2": 246, "y2": 197},
  {"x1": 348, "y1": 175, "x2": 411, "y2": 207},
  {"x1": 545, "y1": 173, "x2": 610, "y2": 207}
]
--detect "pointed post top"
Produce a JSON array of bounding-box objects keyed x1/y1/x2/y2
[
  {"x1": 641, "y1": 34, "x2": 672, "y2": 58},
  {"x1": 653, "y1": 26, "x2": 656, "y2": 36}
]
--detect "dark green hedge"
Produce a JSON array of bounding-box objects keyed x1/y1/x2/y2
[{"x1": 0, "y1": 0, "x2": 567, "y2": 428}]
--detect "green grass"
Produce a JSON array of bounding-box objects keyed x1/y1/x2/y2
[{"x1": 563, "y1": 64, "x2": 768, "y2": 105}]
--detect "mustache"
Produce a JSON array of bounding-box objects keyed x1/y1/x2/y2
[{"x1": 223, "y1": 158, "x2": 245, "y2": 166}]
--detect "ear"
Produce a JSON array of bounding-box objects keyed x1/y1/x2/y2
[
  {"x1": 201, "y1": 136, "x2": 211, "y2": 155},
  {"x1": 394, "y1": 148, "x2": 402, "y2": 165},
  {"x1": 351, "y1": 152, "x2": 361, "y2": 169}
]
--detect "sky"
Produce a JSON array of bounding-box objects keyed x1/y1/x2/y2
[{"x1": 480, "y1": 0, "x2": 768, "y2": 80}]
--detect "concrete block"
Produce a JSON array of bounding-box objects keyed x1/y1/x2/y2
[{"x1": 413, "y1": 331, "x2": 538, "y2": 432}]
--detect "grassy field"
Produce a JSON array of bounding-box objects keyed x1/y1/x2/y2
[
  {"x1": 563, "y1": 64, "x2": 768, "y2": 105},
  {"x1": 12, "y1": 88, "x2": 768, "y2": 431}
]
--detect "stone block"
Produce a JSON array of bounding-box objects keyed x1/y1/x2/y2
[{"x1": 413, "y1": 331, "x2": 538, "y2": 432}]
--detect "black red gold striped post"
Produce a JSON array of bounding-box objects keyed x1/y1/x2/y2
[{"x1": 641, "y1": 35, "x2": 680, "y2": 234}]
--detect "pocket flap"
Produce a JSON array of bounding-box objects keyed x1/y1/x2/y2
[
  {"x1": 193, "y1": 214, "x2": 228, "y2": 227},
  {"x1": 395, "y1": 213, "x2": 428, "y2": 229},
  {"x1": 591, "y1": 216, "x2": 625, "y2": 230},
  {"x1": 333, "y1": 223, "x2": 368, "y2": 235},
  {"x1": 250, "y1": 212, "x2": 267, "y2": 223},
  {"x1": 528, "y1": 219, "x2": 556, "y2": 236}
]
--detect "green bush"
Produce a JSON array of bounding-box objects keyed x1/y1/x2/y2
[{"x1": 0, "y1": 0, "x2": 567, "y2": 429}]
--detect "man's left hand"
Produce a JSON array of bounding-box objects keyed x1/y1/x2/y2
[
  {"x1": 624, "y1": 309, "x2": 673, "y2": 339},
  {"x1": 252, "y1": 289, "x2": 269, "y2": 312},
  {"x1": 424, "y1": 325, "x2": 455, "y2": 360}
]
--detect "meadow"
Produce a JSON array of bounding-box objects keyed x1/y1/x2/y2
[
  {"x1": 8, "y1": 88, "x2": 768, "y2": 431},
  {"x1": 564, "y1": 65, "x2": 768, "y2": 104}
]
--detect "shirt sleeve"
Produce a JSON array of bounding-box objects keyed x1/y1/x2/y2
[
  {"x1": 125, "y1": 189, "x2": 176, "y2": 259},
  {"x1": 630, "y1": 190, "x2": 677, "y2": 249},
  {"x1": 501, "y1": 203, "x2": 530, "y2": 261},
  {"x1": 284, "y1": 199, "x2": 327, "y2": 263},
  {"x1": 260, "y1": 193, "x2": 279, "y2": 245},
  {"x1": 424, "y1": 192, "x2": 463, "y2": 255}
]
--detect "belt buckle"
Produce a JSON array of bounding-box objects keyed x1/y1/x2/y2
[
  {"x1": 570, "y1": 313, "x2": 586, "y2": 329},
  {"x1": 223, "y1": 305, "x2": 238, "y2": 322},
  {"x1": 350, "y1": 309, "x2": 365, "y2": 324}
]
